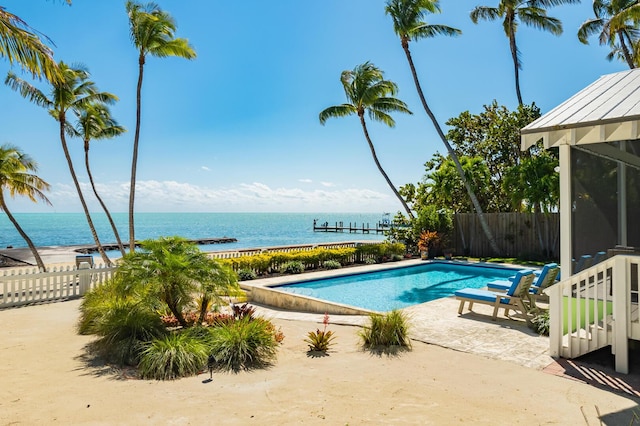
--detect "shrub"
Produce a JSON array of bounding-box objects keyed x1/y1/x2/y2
[
  {"x1": 364, "y1": 258, "x2": 377, "y2": 265},
  {"x1": 323, "y1": 260, "x2": 342, "y2": 270},
  {"x1": 531, "y1": 310, "x2": 550, "y2": 336},
  {"x1": 391, "y1": 254, "x2": 403, "y2": 262},
  {"x1": 209, "y1": 316, "x2": 279, "y2": 372},
  {"x1": 282, "y1": 260, "x2": 304, "y2": 274},
  {"x1": 304, "y1": 313, "x2": 336, "y2": 352},
  {"x1": 237, "y1": 268, "x2": 257, "y2": 281},
  {"x1": 88, "y1": 299, "x2": 167, "y2": 366},
  {"x1": 359, "y1": 310, "x2": 412, "y2": 349},
  {"x1": 138, "y1": 332, "x2": 209, "y2": 380}
]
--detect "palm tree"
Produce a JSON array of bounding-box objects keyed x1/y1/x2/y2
[
  {"x1": 115, "y1": 236, "x2": 240, "y2": 328},
  {"x1": 0, "y1": 144, "x2": 50, "y2": 270},
  {"x1": 470, "y1": 0, "x2": 580, "y2": 105},
  {"x1": 74, "y1": 103, "x2": 127, "y2": 257},
  {"x1": 578, "y1": 0, "x2": 640, "y2": 69},
  {"x1": 126, "y1": 1, "x2": 196, "y2": 252},
  {"x1": 5, "y1": 62, "x2": 117, "y2": 266},
  {"x1": 319, "y1": 62, "x2": 415, "y2": 218},
  {"x1": 386, "y1": 0, "x2": 501, "y2": 254},
  {"x1": 0, "y1": 6, "x2": 59, "y2": 81}
]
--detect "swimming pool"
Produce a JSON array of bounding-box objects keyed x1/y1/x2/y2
[{"x1": 273, "y1": 262, "x2": 518, "y2": 312}]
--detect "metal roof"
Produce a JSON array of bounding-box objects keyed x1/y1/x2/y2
[{"x1": 521, "y1": 69, "x2": 640, "y2": 149}]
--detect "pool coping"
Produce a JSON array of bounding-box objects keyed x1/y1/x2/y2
[{"x1": 240, "y1": 259, "x2": 523, "y2": 315}]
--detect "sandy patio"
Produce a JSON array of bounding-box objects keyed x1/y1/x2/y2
[{"x1": 1, "y1": 297, "x2": 640, "y2": 425}]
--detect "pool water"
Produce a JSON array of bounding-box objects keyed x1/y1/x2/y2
[{"x1": 275, "y1": 262, "x2": 518, "y2": 312}]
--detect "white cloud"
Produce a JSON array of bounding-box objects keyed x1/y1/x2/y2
[
  {"x1": 298, "y1": 178, "x2": 312, "y2": 183},
  {"x1": 7, "y1": 180, "x2": 397, "y2": 213},
  {"x1": 201, "y1": 166, "x2": 211, "y2": 171},
  {"x1": 320, "y1": 181, "x2": 335, "y2": 187}
]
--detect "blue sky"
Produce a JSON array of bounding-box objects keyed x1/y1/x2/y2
[{"x1": 0, "y1": 0, "x2": 626, "y2": 213}]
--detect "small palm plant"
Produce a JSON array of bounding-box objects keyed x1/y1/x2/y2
[{"x1": 304, "y1": 313, "x2": 336, "y2": 353}]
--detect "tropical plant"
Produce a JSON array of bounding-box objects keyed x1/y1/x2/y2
[
  {"x1": 126, "y1": 1, "x2": 196, "y2": 252},
  {"x1": 138, "y1": 332, "x2": 209, "y2": 380},
  {"x1": 531, "y1": 309, "x2": 550, "y2": 335},
  {"x1": 0, "y1": 6, "x2": 59, "y2": 81},
  {"x1": 319, "y1": 61, "x2": 414, "y2": 218},
  {"x1": 578, "y1": 0, "x2": 640, "y2": 68},
  {"x1": 417, "y1": 230, "x2": 440, "y2": 253},
  {"x1": 0, "y1": 144, "x2": 50, "y2": 270},
  {"x1": 73, "y1": 103, "x2": 127, "y2": 256},
  {"x1": 470, "y1": 0, "x2": 580, "y2": 105},
  {"x1": 386, "y1": 0, "x2": 500, "y2": 255},
  {"x1": 359, "y1": 310, "x2": 412, "y2": 349},
  {"x1": 209, "y1": 316, "x2": 280, "y2": 372},
  {"x1": 304, "y1": 313, "x2": 336, "y2": 352},
  {"x1": 323, "y1": 260, "x2": 342, "y2": 270},
  {"x1": 282, "y1": 260, "x2": 305, "y2": 274},
  {"x1": 237, "y1": 268, "x2": 257, "y2": 281},
  {"x1": 5, "y1": 62, "x2": 117, "y2": 265},
  {"x1": 115, "y1": 236, "x2": 241, "y2": 328}
]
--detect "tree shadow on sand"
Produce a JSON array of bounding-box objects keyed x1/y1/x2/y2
[
  {"x1": 361, "y1": 344, "x2": 412, "y2": 358},
  {"x1": 73, "y1": 344, "x2": 137, "y2": 381}
]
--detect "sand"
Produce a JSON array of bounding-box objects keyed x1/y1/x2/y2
[{"x1": 1, "y1": 299, "x2": 639, "y2": 425}]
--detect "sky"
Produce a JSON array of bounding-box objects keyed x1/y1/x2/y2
[{"x1": 0, "y1": 0, "x2": 627, "y2": 214}]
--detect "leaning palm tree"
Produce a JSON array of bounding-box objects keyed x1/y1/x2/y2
[
  {"x1": 470, "y1": 0, "x2": 580, "y2": 105},
  {"x1": 0, "y1": 6, "x2": 59, "y2": 81},
  {"x1": 126, "y1": 1, "x2": 196, "y2": 253},
  {"x1": 73, "y1": 103, "x2": 127, "y2": 257},
  {"x1": 386, "y1": 0, "x2": 501, "y2": 254},
  {"x1": 578, "y1": 0, "x2": 640, "y2": 69},
  {"x1": 0, "y1": 144, "x2": 50, "y2": 270},
  {"x1": 5, "y1": 62, "x2": 117, "y2": 266},
  {"x1": 319, "y1": 62, "x2": 414, "y2": 218}
]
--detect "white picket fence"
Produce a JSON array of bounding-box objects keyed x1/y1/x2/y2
[
  {"x1": 0, "y1": 242, "x2": 374, "y2": 309},
  {"x1": 0, "y1": 264, "x2": 117, "y2": 309},
  {"x1": 546, "y1": 254, "x2": 640, "y2": 373}
]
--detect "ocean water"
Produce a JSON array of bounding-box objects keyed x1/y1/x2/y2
[{"x1": 0, "y1": 212, "x2": 387, "y2": 251}]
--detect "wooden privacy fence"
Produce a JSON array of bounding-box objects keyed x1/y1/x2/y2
[{"x1": 452, "y1": 212, "x2": 559, "y2": 259}]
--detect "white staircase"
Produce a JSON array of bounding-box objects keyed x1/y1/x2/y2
[{"x1": 546, "y1": 255, "x2": 640, "y2": 373}]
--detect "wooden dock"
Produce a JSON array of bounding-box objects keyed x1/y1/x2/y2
[{"x1": 313, "y1": 220, "x2": 390, "y2": 234}]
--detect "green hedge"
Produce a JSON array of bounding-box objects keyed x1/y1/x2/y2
[{"x1": 224, "y1": 243, "x2": 406, "y2": 276}]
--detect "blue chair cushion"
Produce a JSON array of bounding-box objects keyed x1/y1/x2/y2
[
  {"x1": 454, "y1": 288, "x2": 509, "y2": 304},
  {"x1": 487, "y1": 280, "x2": 511, "y2": 291}
]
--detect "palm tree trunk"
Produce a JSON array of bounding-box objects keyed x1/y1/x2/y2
[
  {"x1": 358, "y1": 115, "x2": 414, "y2": 219},
  {"x1": 618, "y1": 30, "x2": 636, "y2": 69},
  {"x1": 84, "y1": 141, "x2": 126, "y2": 257},
  {"x1": 0, "y1": 194, "x2": 46, "y2": 271},
  {"x1": 58, "y1": 117, "x2": 111, "y2": 266},
  {"x1": 129, "y1": 53, "x2": 145, "y2": 253},
  {"x1": 401, "y1": 40, "x2": 501, "y2": 255},
  {"x1": 509, "y1": 33, "x2": 523, "y2": 106}
]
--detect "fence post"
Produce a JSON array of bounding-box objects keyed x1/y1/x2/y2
[
  {"x1": 78, "y1": 262, "x2": 92, "y2": 295},
  {"x1": 613, "y1": 256, "x2": 629, "y2": 374},
  {"x1": 546, "y1": 284, "x2": 562, "y2": 358}
]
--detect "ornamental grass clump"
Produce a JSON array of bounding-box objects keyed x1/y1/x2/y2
[
  {"x1": 323, "y1": 260, "x2": 342, "y2": 270},
  {"x1": 304, "y1": 313, "x2": 336, "y2": 353},
  {"x1": 138, "y1": 332, "x2": 209, "y2": 380},
  {"x1": 209, "y1": 316, "x2": 280, "y2": 372},
  {"x1": 359, "y1": 310, "x2": 412, "y2": 350}
]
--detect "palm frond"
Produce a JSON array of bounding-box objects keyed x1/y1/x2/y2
[
  {"x1": 4, "y1": 72, "x2": 52, "y2": 107},
  {"x1": 319, "y1": 104, "x2": 356, "y2": 125},
  {"x1": 470, "y1": 6, "x2": 502, "y2": 23}
]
